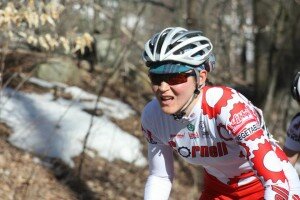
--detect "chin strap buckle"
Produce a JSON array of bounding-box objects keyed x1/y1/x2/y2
[
  {"x1": 194, "y1": 89, "x2": 200, "y2": 95},
  {"x1": 172, "y1": 112, "x2": 186, "y2": 120}
]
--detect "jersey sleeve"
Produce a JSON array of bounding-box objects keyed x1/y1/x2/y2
[
  {"x1": 144, "y1": 143, "x2": 174, "y2": 200},
  {"x1": 220, "y1": 89, "x2": 291, "y2": 199},
  {"x1": 284, "y1": 114, "x2": 300, "y2": 152},
  {"x1": 274, "y1": 144, "x2": 300, "y2": 199},
  {"x1": 141, "y1": 102, "x2": 174, "y2": 200}
]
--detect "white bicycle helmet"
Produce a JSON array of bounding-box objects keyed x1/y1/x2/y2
[
  {"x1": 291, "y1": 72, "x2": 300, "y2": 102},
  {"x1": 142, "y1": 27, "x2": 215, "y2": 74}
]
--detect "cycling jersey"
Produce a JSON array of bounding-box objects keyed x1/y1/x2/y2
[
  {"x1": 285, "y1": 113, "x2": 300, "y2": 152},
  {"x1": 142, "y1": 86, "x2": 300, "y2": 200}
]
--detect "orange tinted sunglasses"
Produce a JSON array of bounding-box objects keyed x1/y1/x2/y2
[{"x1": 149, "y1": 72, "x2": 195, "y2": 85}]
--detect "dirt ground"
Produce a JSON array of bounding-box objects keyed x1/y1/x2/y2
[{"x1": 0, "y1": 123, "x2": 76, "y2": 200}]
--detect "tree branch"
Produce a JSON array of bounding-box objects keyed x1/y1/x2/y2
[{"x1": 136, "y1": 0, "x2": 174, "y2": 12}]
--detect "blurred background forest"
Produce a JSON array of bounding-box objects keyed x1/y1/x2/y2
[{"x1": 0, "y1": 0, "x2": 300, "y2": 199}]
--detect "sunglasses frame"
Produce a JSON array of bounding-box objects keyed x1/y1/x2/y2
[{"x1": 148, "y1": 72, "x2": 195, "y2": 86}]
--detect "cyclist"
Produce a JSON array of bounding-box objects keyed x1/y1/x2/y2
[
  {"x1": 141, "y1": 27, "x2": 300, "y2": 199},
  {"x1": 284, "y1": 72, "x2": 300, "y2": 165}
]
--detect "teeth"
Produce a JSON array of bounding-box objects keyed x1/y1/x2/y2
[{"x1": 161, "y1": 97, "x2": 172, "y2": 100}]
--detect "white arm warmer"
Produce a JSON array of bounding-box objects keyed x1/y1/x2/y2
[
  {"x1": 144, "y1": 143, "x2": 174, "y2": 200},
  {"x1": 144, "y1": 175, "x2": 172, "y2": 200}
]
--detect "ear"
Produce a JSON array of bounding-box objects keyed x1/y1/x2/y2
[{"x1": 199, "y1": 70, "x2": 208, "y2": 85}]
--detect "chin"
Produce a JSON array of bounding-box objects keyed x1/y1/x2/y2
[{"x1": 160, "y1": 105, "x2": 177, "y2": 115}]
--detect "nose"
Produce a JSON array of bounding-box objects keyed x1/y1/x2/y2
[{"x1": 158, "y1": 81, "x2": 170, "y2": 92}]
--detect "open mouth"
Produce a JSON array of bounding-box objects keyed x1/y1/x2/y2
[
  {"x1": 161, "y1": 96, "x2": 173, "y2": 100},
  {"x1": 160, "y1": 96, "x2": 174, "y2": 105}
]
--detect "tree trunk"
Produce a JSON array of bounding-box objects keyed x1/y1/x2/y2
[
  {"x1": 253, "y1": 0, "x2": 272, "y2": 107},
  {"x1": 186, "y1": 0, "x2": 198, "y2": 29}
]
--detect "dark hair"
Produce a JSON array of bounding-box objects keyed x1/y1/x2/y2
[
  {"x1": 291, "y1": 72, "x2": 300, "y2": 102},
  {"x1": 205, "y1": 78, "x2": 214, "y2": 86}
]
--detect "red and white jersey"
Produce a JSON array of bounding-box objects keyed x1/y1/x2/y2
[
  {"x1": 142, "y1": 86, "x2": 300, "y2": 200},
  {"x1": 285, "y1": 113, "x2": 300, "y2": 152}
]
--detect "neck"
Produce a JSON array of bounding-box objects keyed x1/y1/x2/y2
[
  {"x1": 181, "y1": 91, "x2": 201, "y2": 116},
  {"x1": 174, "y1": 90, "x2": 202, "y2": 119}
]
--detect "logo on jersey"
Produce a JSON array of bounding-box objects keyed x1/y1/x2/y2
[
  {"x1": 187, "y1": 123, "x2": 195, "y2": 131},
  {"x1": 172, "y1": 142, "x2": 228, "y2": 158},
  {"x1": 236, "y1": 123, "x2": 260, "y2": 141},
  {"x1": 178, "y1": 146, "x2": 191, "y2": 157},
  {"x1": 188, "y1": 132, "x2": 200, "y2": 139},
  {"x1": 168, "y1": 140, "x2": 176, "y2": 148},
  {"x1": 170, "y1": 133, "x2": 185, "y2": 139},
  {"x1": 141, "y1": 126, "x2": 157, "y2": 144},
  {"x1": 228, "y1": 102, "x2": 258, "y2": 135}
]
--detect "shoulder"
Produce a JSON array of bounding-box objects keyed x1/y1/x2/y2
[
  {"x1": 142, "y1": 99, "x2": 161, "y2": 118},
  {"x1": 202, "y1": 85, "x2": 250, "y2": 109},
  {"x1": 201, "y1": 85, "x2": 255, "y2": 120},
  {"x1": 141, "y1": 99, "x2": 168, "y2": 145},
  {"x1": 291, "y1": 113, "x2": 300, "y2": 122},
  {"x1": 202, "y1": 85, "x2": 242, "y2": 102},
  {"x1": 141, "y1": 98, "x2": 163, "y2": 125},
  {"x1": 288, "y1": 113, "x2": 300, "y2": 132}
]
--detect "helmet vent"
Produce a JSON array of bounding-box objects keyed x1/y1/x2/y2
[
  {"x1": 200, "y1": 40, "x2": 209, "y2": 45},
  {"x1": 173, "y1": 44, "x2": 198, "y2": 55},
  {"x1": 199, "y1": 50, "x2": 205, "y2": 56},
  {"x1": 156, "y1": 34, "x2": 167, "y2": 54}
]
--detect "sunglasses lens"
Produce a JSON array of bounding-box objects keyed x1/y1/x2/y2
[
  {"x1": 168, "y1": 74, "x2": 188, "y2": 85},
  {"x1": 149, "y1": 74, "x2": 162, "y2": 85},
  {"x1": 149, "y1": 73, "x2": 192, "y2": 85}
]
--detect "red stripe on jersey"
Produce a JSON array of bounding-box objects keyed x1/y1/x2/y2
[
  {"x1": 272, "y1": 185, "x2": 289, "y2": 200},
  {"x1": 293, "y1": 194, "x2": 300, "y2": 200},
  {"x1": 245, "y1": 129, "x2": 264, "y2": 141}
]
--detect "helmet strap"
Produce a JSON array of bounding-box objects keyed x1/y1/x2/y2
[{"x1": 172, "y1": 69, "x2": 202, "y2": 120}]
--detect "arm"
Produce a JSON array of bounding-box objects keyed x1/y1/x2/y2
[
  {"x1": 284, "y1": 114, "x2": 300, "y2": 166},
  {"x1": 283, "y1": 146, "x2": 299, "y2": 166},
  {"x1": 226, "y1": 102, "x2": 290, "y2": 199},
  {"x1": 276, "y1": 144, "x2": 300, "y2": 199},
  {"x1": 205, "y1": 87, "x2": 298, "y2": 198},
  {"x1": 141, "y1": 103, "x2": 174, "y2": 200},
  {"x1": 236, "y1": 130, "x2": 290, "y2": 199},
  {"x1": 144, "y1": 143, "x2": 174, "y2": 200},
  {"x1": 227, "y1": 94, "x2": 300, "y2": 199}
]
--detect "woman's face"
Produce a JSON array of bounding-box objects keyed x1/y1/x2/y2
[{"x1": 151, "y1": 74, "x2": 197, "y2": 114}]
